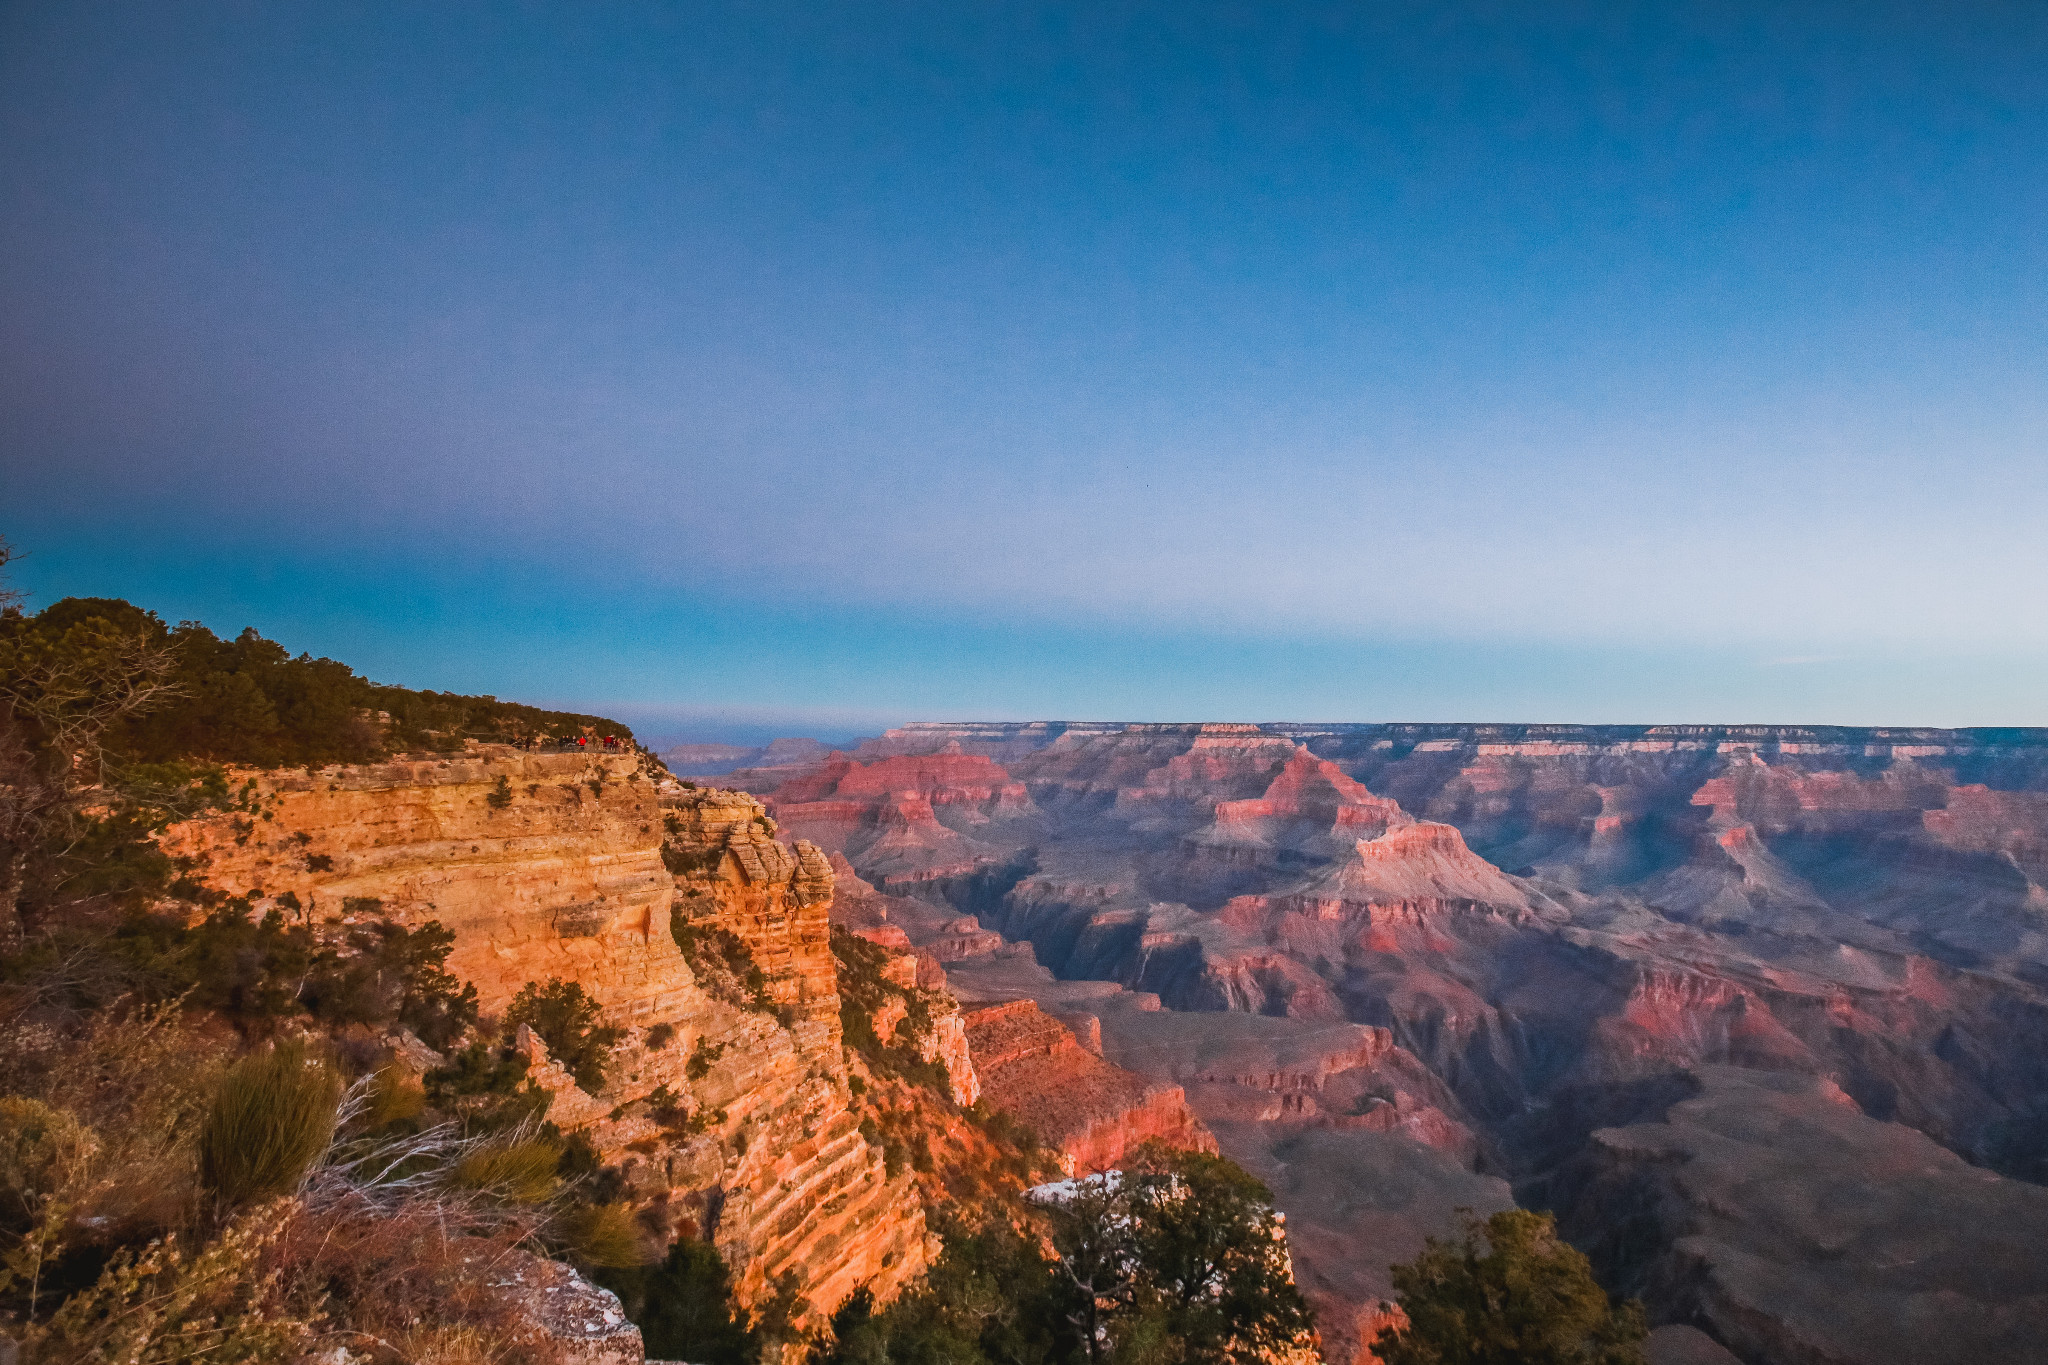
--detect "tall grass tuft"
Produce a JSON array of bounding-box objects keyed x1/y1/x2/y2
[
  {"x1": 359, "y1": 1063, "x2": 426, "y2": 1131},
  {"x1": 554, "y1": 1201, "x2": 649, "y2": 1269},
  {"x1": 201, "y1": 1041, "x2": 344, "y2": 1206},
  {"x1": 449, "y1": 1134, "x2": 563, "y2": 1204}
]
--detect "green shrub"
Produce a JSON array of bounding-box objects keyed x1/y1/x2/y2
[
  {"x1": 504, "y1": 979, "x2": 623, "y2": 1093},
  {"x1": 1111, "y1": 1144, "x2": 1317, "y2": 1364},
  {"x1": 200, "y1": 1042, "x2": 343, "y2": 1206},
  {"x1": 8, "y1": 597, "x2": 635, "y2": 768},
  {"x1": 303, "y1": 917, "x2": 479, "y2": 1049},
  {"x1": 820, "y1": 1213, "x2": 1072, "y2": 1365},
  {"x1": 155, "y1": 906, "x2": 315, "y2": 1025},
  {"x1": 6, "y1": 900, "x2": 478, "y2": 1046},
  {"x1": 685, "y1": 1038, "x2": 728, "y2": 1081},
  {"x1": 1373, "y1": 1209, "x2": 1648, "y2": 1365},
  {"x1": 830, "y1": 926, "x2": 952, "y2": 1097},
  {"x1": 424, "y1": 1039, "x2": 546, "y2": 1131}
]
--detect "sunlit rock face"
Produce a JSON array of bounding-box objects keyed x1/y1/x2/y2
[
  {"x1": 961, "y1": 998, "x2": 1213, "y2": 1174},
  {"x1": 160, "y1": 747, "x2": 679, "y2": 1016},
  {"x1": 747, "y1": 745, "x2": 1033, "y2": 887},
  {"x1": 746, "y1": 721, "x2": 2048, "y2": 1365},
  {"x1": 167, "y1": 755, "x2": 941, "y2": 1337}
]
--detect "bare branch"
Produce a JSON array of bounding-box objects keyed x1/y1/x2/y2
[
  {"x1": 0, "y1": 624, "x2": 185, "y2": 790},
  {"x1": 0, "y1": 534, "x2": 21, "y2": 613}
]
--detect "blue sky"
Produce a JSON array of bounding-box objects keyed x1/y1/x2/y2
[{"x1": 4, "y1": 2, "x2": 2046, "y2": 737}]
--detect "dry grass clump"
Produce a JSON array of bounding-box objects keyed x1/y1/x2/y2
[
  {"x1": 15, "y1": 1199, "x2": 307, "y2": 1365},
  {"x1": 450, "y1": 1134, "x2": 564, "y2": 1205},
  {"x1": 0, "y1": 1003, "x2": 633, "y2": 1364},
  {"x1": 0, "y1": 1003, "x2": 225, "y2": 1252},
  {"x1": 200, "y1": 1041, "x2": 345, "y2": 1207},
  {"x1": 268, "y1": 1191, "x2": 539, "y2": 1359},
  {"x1": 0, "y1": 1097, "x2": 98, "y2": 1224},
  {"x1": 551, "y1": 1200, "x2": 648, "y2": 1270},
  {"x1": 358, "y1": 1062, "x2": 426, "y2": 1131}
]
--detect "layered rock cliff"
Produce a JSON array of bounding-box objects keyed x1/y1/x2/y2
[
  {"x1": 163, "y1": 749, "x2": 935, "y2": 1339},
  {"x1": 750, "y1": 746, "x2": 1033, "y2": 886},
  {"x1": 159, "y1": 747, "x2": 678, "y2": 1017},
  {"x1": 961, "y1": 998, "x2": 1213, "y2": 1174}
]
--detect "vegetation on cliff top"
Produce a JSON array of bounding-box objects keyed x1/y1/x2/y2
[
  {"x1": 0, "y1": 582, "x2": 635, "y2": 954},
  {"x1": 5, "y1": 593, "x2": 634, "y2": 770}
]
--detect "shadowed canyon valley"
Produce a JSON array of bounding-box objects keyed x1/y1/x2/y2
[{"x1": 682, "y1": 720, "x2": 2048, "y2": 1365}]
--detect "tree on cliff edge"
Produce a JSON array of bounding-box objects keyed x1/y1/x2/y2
[
  {"x1": 1040, "y1": 1143, "x2": 1316, "y2": 1364},
  {"x1": 0, "y1": 580, "x2": 184, "y2": 948},
  {"x1": 1372, "y1": 1209, "x2": 1647, "y2": 1365}
]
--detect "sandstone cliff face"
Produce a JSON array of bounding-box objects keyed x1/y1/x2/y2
[
  {"x1": 662, "y1": 787, "x2": 841, "y2": 1054},
  {"x1": 1110, "y1": 726, "x2": 1302, "y2": 829},
  {"x1": 829, "y1": 852, "x2": 1005, "y2": 971},
  {"x1": 1194, "y1": 749, "x2": 1408, "y2": 856},
  {"x1": 963, "y1": 999, "x2": 1214, "y2": 1174},
  {"x1": 165, "y1": 754, "x2": 940, "y2": 1338},
  {"x1": 159, "y1": 747, "x2": 678, "y2": 1016}
]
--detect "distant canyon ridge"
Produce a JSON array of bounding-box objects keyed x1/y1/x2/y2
[{"x1": 687, "y1": 721, "x2": 2048, "y2": 1365}]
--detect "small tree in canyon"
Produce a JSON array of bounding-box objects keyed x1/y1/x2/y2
[
  {"x1": 1372, "y1": 1209, "x2": 1647, "y2": 1365},
  {"x1": 505, "y1": 978, "x2": 624, "y2": 1092}
]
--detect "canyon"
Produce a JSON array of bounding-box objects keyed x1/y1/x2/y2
[
  {"x1": 148, "y1": 720, "x2": 2048, "y2": 1364},
  {"x1": 723, "y1": 722, "x2": 2048, "y2": 1365},
  {"x1": 160, "y1": 743, "x2": 1214, "y2": 1360}
]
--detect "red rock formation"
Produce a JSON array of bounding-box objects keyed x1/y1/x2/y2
[
  {"x1": 1111, "y1": 726, "x2": 1302, "y2": 824},
  {"x1": 766, "y1": 748, "x2": 1031, "y2": 886},
  {"x1": 1282, "y1": 823, "x2": 1532, "y2": 917},
  {"x1": 963, "y1": 1000, "x2": 1214, "y2": 1174},
  {"x1": 824, "y1": 852, "x2": 979, "y2": 985},
  {"x1": 1197, "y1": 747, "x2": 1409, "y2": 856},
  {"x1": 742, "y1": 720, "x2": 2048, "y2": 1365},
  {"x1": 1924, "y1": 784, "x2": 2048, "y2": 885},
  {"x1": 1007, "y1": 725, "x2": 1226, "y2": 800},
  {"x1": 774, "y1": 744, "x2": 1030, "y2": 811},
  {"x1": 664, "y1": 788, "x2": 843, "y2": 1053}
]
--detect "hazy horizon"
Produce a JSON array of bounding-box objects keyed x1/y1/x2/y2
[{"x1": 7, "y1": 2, "x2": 2046, "y2": 723}]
